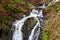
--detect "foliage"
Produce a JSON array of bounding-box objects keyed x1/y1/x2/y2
[
  {"x1": 0, "y1": 0, "x2": 43, "y2": 40},
  {"x1": 0, "y1": 0, "x2": 60, "y2": 40},
  {"x1": 43, "y1": 1, "x2": 60, "y2": 40},
  {"x1": 42, "y1": 27, "x2": 48, "y2": 40}
]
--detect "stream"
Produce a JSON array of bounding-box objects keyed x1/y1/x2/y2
[
  {"x1": 10, "y1": 0, "x2": 59, "y2": 40},
  {"x1": 12, "y1": 3, "x2": 45, "y2": 40}
]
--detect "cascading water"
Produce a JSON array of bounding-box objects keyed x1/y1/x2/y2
[
  {"x1": 28, "y1": 10, "x2": 43, "y2": 40},
  {"x1": 12, "y1": 3, "x2": 45, "y2": 40}
]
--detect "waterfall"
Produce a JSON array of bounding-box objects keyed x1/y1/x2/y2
[
  {"x1": 28, "y1": 21, "x2": 40, "y2": 40},
  {"x1": 53, "y1": 0, "x2": 59, "y2": 2},
  {"x1": 12, "y1": 3, "x2": 45, "y2": 40},
  {"x1": 28, "y1": 10, "x2": 43, "y2": 40}
]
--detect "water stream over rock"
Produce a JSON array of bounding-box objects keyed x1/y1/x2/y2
[
  {"x1": 10, "y1": 0, "x2": 59, "y2": 40},
  {"x1": 12, "y1": 4, "x2": 45, "y2": 40}
]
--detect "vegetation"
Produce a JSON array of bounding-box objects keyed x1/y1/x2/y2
[
  {"x1": 42, "y1": 1, "x2": 60, "y2": 40},
  {"x1": 0, "y1": 0, "x2": 42, "y2": 40},
  {"x1": 0, "y1": 0, "x2": 60, "y2": 40}
]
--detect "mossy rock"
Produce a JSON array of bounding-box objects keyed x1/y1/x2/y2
[
  {"x1": 22, "y1": 17, "x2": 36, "y2": 40},
  {"x1": 42, "y1": 1, "x2": 60, "y2": 40}
]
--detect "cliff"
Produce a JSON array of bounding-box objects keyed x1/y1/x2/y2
[{"x1": 0, "y1": 0, "x2": 60, "y2": 40}]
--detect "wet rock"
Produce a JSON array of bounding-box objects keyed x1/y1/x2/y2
[{"x1": 22, "y1": 17, "x2": 36, "y2": 40}]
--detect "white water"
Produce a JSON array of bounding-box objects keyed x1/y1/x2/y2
[
  {"x1": 28, "y1": 10, "x2": 43, "y2": 40},
  {"x1": 53, "y1": 0, "x2": 59, "y2": 2},
  {"x1": 28, "y1": 20, "x2": 40, "y2": 40},
  {"x1": 12, "y1": 4, "x2": 45, "y2": 40}
]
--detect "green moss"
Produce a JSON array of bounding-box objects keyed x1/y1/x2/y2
[
  {"x1": 42, "y1": 27, "x2": 49, "y2": 40},
  {"x1": 1, "y1": 0, "x2": 5, "y2": 3},
  {"x1": 0, "y1": 0, "x2": 60, "y2": 40},
  {"x1": 26, "y1": 18, "x2": 36, "y2": 27},
  {"x1": 44, "y1": 1, "x2": 60, "y2": 14},
  {"x1": 43, "y1": 1, "x2": 60, "y2": 40}
]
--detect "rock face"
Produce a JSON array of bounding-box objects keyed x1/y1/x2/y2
[
  {"x1": 0, "y1": 0, "x2": 39, "y2": 39},
  {"x1": 0, "y1": 0, "x2": 59, "y2": 40},
  {"x1": 22, "y1": 17, "x2": 36, "y2": 40}
]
